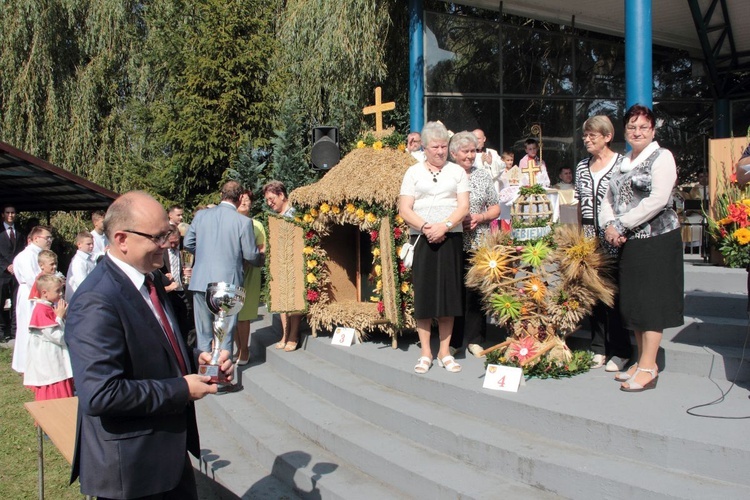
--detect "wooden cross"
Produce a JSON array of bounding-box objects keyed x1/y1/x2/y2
[
  {"x1": 362, "y1": 87, "x2": 395, "y2": 133},
  {"x1": 522, "y1": 159, "x2": 542, "y2": 186}
]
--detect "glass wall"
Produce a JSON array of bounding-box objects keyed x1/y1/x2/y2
[{"x1": 423, "y1": 10, "x2": 714, "y2": 181}]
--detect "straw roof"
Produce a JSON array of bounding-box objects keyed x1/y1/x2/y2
[{"x1": 291, "y1": 148, "x2": 417, "y2": 208}]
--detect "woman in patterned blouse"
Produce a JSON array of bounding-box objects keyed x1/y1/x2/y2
[
  {"x1": 574, "y1": 115, "x2": 631, "y2": 372},
  {"x1": 600, "y1": 105, "x2": 684, "y2": 392},
  {"x1": 448, "y1": 131, "x2": 500, "y2": 356}
]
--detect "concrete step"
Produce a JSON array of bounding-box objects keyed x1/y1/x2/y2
[
  {"x1": 261, "y1": 342, "x2": 750, "y2": 499},
  {"x1": 244, "y1": 359, "x2": 558, "y2": 499},
  {"x1": 195, "y1": 398, "x2": 299, "y2": 499},
  {"x1": 196, "y1": 381, "x2": 407, "y2": 500},
  {"x1": 683, "y1": 291, "x2": 747, "y2": 319},
  {"x1": 301, "y1": 331, "x2": 750, "y2": 490}
]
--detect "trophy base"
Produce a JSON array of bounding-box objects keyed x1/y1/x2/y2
[{"x1": 198, "y1": 364, "x2": 228, "y2": 384}]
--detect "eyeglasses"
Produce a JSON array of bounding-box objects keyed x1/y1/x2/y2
[
  {"x1": 582, "y1": 133, "x2": 602, "y2": 140},
  {"x1": 124, "y1": 229, "x2": 174, "y2": 245},
  {"x1": 36, "y1": 235, "x2": 54, "y2": 241},
  {"x1": 625, "y1": 125, "x2": 653, "y2": 133}
]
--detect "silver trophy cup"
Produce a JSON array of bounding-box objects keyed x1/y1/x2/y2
[{"x1": 203, "y1": 282, "x2": 245, "y2": 382}]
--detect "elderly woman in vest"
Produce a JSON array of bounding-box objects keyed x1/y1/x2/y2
[{"x1": 600, "y1": 105, "x2": 683, "y2": 392}]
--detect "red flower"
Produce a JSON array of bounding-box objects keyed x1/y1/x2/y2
[
  {"x1": 306, "y1": 290, "x2": 320, "y2": 302},
  {"x1": 730, "y1": 172, "x2": 738, "y2": 183},
  {"x1": 728, "y1": 203, "x2": 750, "y2": 227},
  {"x1": 399, "y1": 262, "x2": 407, "y2": 273},
  {"x1": 305, "y1": 230, "x2": 316, "y2": 240},
  {"x1": 370, "y1": 230, "x2": 379, "y2": 242},
  {"x1": 377, "y1": 301, "x2": 385, "y2": 314},
  {"x1": 393, "y1": 227, "x2": 402, "y2": 239}
]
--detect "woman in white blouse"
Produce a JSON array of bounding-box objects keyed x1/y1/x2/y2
[
  {"x1": 600, "y1": 105, "x2": 683, "y2": 392},
  {"x1": 399, "y1": 122, "x2": 469, "y2": 374}
]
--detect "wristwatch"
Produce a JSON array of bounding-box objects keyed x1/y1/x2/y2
[{"x1": 445, "y1": 220, "x2": 453, "y2": 229}]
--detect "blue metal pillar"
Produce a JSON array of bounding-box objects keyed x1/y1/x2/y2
[
  {"x1": 409, "y1": 0, "x2": 424, "y2": 133},
  {"x1": 625, "y1": 0, "x2": 652, "y2": 110}
]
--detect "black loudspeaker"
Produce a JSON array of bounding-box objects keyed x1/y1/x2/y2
[{"x1": 311, "y1": 126, "x2": 340, "y2": 170}]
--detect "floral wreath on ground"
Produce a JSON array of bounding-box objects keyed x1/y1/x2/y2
[
  {"x1": 705, "y1": 166, "x2": 750, "y2": 268},
  {"x1": 291, "y1": 200, "x2": 414, "y2": 324},
  {"x1": 466, "y1": 225, "x2": 616, "y2": 379}
]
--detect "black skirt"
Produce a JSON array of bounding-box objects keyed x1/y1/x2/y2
[
  {"x1": 411, "y1": 232, "x2": 464, "y2": 319},
  {"x1": 619, "y1": 228, "x2": 684, "y2": 331}
]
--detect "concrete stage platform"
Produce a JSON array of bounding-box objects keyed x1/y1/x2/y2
[{"x1": 195, "y1": 256, "x2": 750, "y2": 499}]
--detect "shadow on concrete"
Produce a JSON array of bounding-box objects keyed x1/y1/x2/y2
[{"x1": 243, "y1": 451, "x2": 337, "y2": 500}]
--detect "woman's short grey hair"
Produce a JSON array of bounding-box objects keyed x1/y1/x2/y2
[
  {"x1": 449, "y1": 131, "x2": 478, "y2": 156},
  {"x1": 421, "y1": 121, "x2": 450, "y2": 147},
  {"x1": 583, "y1": 115, "x2": 615, "y2": 144}
]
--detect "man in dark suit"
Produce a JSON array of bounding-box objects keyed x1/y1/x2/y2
[
  {"x1": 0, "y1": 205, "x2": 24, "y2": 340},
  {"x1": 184, "y1": 181, "x2": 264, "y2": 355},
  {"x1": 158, "y1": 228, "x2": 194, "y2": 346},
  {"x1": 65, "y1": 191, "x2": 233, "y2": 499}
]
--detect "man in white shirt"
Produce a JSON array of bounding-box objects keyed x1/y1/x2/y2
[
  {"x1": 407, "y1": 132, "x2": 425, "y2": 162},
  {"x1": 472, "y1": 129, "x2": 503, "y2": 195}
]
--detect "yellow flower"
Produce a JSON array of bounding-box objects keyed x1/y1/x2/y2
[
  {"x1": 303, "y1": 246, "x2": 314, "y2": 254},
  {"x1": 306, "y1": 273, "x2": 317, "y2": 284},
  {"x1": 303, "y1": 214, "x2": 313, "y2": 223},
  {"x1": 375, "y1": 264, "x2": 382, "y2": 276},
  {"x1": 398, "y1": 143, "x2": 406, "y2": 152},
  {"x1": 396, "y1": 246, "x2": 402, "y2": 255},
  {"x1": 346, "y1": 203, "x2": 356, "y2": 213},
  {"x1": 376, "y1": 280, "x2": 382, "y2": 291},
  {"x1": 332, "y1": 205, "x2": 341, "y2": 214},
  {"x1": 395, "y1": 215, "x2": 404, "y2": 225},
  {"x1": 401, "y1": 282, "x2": 410, "y2": 293},
  {"x1": 373, "y1": 141, "x2": 383, "y2": 150},
  {"x1": 357, "y1": 140, "x2": 365, "y2": 149},
  {"x1": 366, "y1": 213, "x2": 377, "y2": 223},
  {"x1": 307, "y1": 260, "x2": 318, "y2": 269},
  {"x1": 369, "y1": 296, "x2": 379, "y2": 302},
  {"x1": 356, "y1": 208, "x2": 365, "y2": 220},
  {"x1": 734, "y1": 227, "x2": 750, "y2": 245},
  {"x1": 743, "y1": 199, "x2": 750, "y2": 208},
  {"x1": 471, "y1": 247, "x2": 512, "y2": 282},
  {"x1": 372, "y1": 248, "x2": 380, "y2": 258},
  {"x1": 294, "y1": 216, "x2": 301, "y2": 223},
  {"x1": 310, "y1": 208, "x2": 319, "y2": 217},
  {"x1": 320, "y1": 203, "x2": 330, "y2": 213}
]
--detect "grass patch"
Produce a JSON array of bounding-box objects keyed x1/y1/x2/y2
[{"x1": 0, "y1": 347, "x2": 81, "y2": 499}]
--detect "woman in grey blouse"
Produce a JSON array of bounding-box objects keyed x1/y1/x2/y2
[{"x1": 600, "y1": 105, "x2": 684, "y2": 392}]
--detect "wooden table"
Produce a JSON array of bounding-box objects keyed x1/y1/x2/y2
[{"x1": 24, "y1": 397, "x2": 84, "y2": 500}]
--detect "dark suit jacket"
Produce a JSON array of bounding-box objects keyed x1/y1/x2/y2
[
  {"x1": 66, "y1": 256, "x2": 200, "y2": 499},
  {"x1": 0, "y1": 226, "x2": 24, "y2": 282}
]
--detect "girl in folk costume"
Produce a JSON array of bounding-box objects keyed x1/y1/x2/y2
[{"x1": 23, "y1": 274, "x2": 74, "y2": 400}]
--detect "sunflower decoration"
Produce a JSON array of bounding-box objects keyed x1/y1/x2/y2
[{"x1": 468, "y1": 221, "x2": 616, "y2": 379}]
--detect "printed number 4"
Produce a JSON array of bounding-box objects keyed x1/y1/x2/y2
[{"x1": 497, "y1": 375, "x2": 506, "y2": 388}]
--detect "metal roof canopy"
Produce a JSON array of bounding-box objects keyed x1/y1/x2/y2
[
  {"x1": 0, "y1": 141, "x2": 119, "y2": 212},
  {"x1": 448, "y1": 0, "x2": 750, "y2": 98}
]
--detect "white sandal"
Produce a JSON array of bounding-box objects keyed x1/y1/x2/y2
[
  {"x1": 414, "y1": 356, "x2": 432, "y2": 374},
  {"x1": 437, "y1": 355, "x2": 462, "y2": 373}
]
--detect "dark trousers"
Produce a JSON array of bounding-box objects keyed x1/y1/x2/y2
[
  {"x1": 168, "y1": 290, "x2": 194, "y2": 347},
  {"x1": 589, "y1": 298, "x2": 631, "y2": 358},
  {"x1": 0, "y1": 278, "x2": 17, "y2": 337},
  {"x1": 451, "y1": 253, "x2": 487, "y2": 349},
  {"x1": 98, "y1": 454, "x2": 197, "y2": 500}
]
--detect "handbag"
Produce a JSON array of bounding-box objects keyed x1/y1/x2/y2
[
  {"x1": 399, "y1": 193, "x2": 437, "y2": 269},
  {"x1": 399, "y1": 235, "x2": 421, "y2": 269}
]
